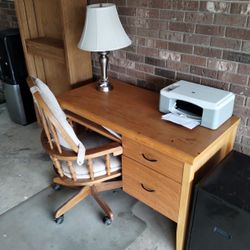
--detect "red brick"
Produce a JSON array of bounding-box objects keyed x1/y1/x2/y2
[
  {"x1": 190, "y1": 66, "x2": 218, "y2": 79},
  {"x1": 192, "y1": 76, "x2": 201, "y2": 84},
  {"x1": 144, "y1": 38, "x2": 157, "y2": 48},
  {"x1": 160, "y1": 10, "x2": 184, "y2": 21},
  {"x1": 126, "y1": 52, "x2": 144, "y2": 63},
  {"x1": 112, "y1": 50, "x2": 126, "y2": 59},
  {"x1": 137, "y1": 28, "x2": 159, "y2": 38},
  {"x1": 110, "y1": 57, "x2": 135, "y2": 69},
  {"x1": 226, "y1": 27, "x2": 250, "y2": 41},
  {"x1": 230, "y1": 84, "x2": 250, "y2": 96},
  {"x1": 166, "y1": 61, "x2": 190, "y2": 73},
  {"x1": 133, "y1": 37, "x2": 146, "y2": 47},
  {"x1": 194, "y1": 46, "x2": 222, "y2": 59},
  {"x1": 155, "y1": 68, "x2": 175, "y2": 79},
  {"x1": 214, "y1": 14, "x2": 247, "y2": 27},
  {"x1": 158, "y1": 50, "x2": 181, "y2": 61},
  {"x1": 200, "y1": 2, "x2": 230, "y2": 14},
  {"x1": 246, "y1": 97, "x2": 250, "y2": 108},
  {"x1": 118, "y1": 7, "x2": 136, "y2": 16},
  {"x1": 159, "y1": 31, "x2": 183, "y2": 42},
  {"x1": 126, "y1": 17, "x2": 138, "y2": 27},
  {"x1": 155, "y1": 40, "x2": 168, "y2": 49},
  {"x1": 235, "y1": 134, "x2": 242, "y2": 144},
  {"x1": 176, "y1": 72, "x2": 194, "y2": 82},
  {"x1": 127, "y1": 0, "x2": 148, "y2": 7},
  {"x1": 137, "y1": 8, "x2": 159, "y2": 18},
  {"x1": 137, "y1": 47, "x2": 158, "y2": 57},
  {"x1": 242, "y1": 41, "x2": 250, "y2": 53},
  {"x1": 223, "y1": 51, "x2": 250, "y2": 64},
  {"x1": 238, "y1": 64, "x2": 250, "y2": 75},
  {"x1": 169, "y1": 22, "x2": 195, "y2": 33},
  {"x1": 135, "y1": 63, "x2": 154, "y2": 74},
  {"x1": 183, "y1": 34, "x2": 210, "y2": 46},
  {"x1": 235, "y1": 95, "x2": 246, "y2": 106},
  {"x1": 211, "y1": 37, "x2": 241, "y2": 50},
  {"x1": 110, "y1": 64, "x2": 126, "y2": 74},
  {"x1": 242, "y1": 137, "x2": 250, "y2": 147},
  {"x1": 218, "y1": 72, "x2": 248, "y2": 85},
  {"x1": 237, "y1": 122, "x2": 250, "y2": 137},
  {"x1": 242, "y1": 145, "x2": 250, "y2": 157},
  {"x1": 117, "y1": 73, "x2": 137, "y2": 85},
  {"x1": 181, "y1": 54, "x2": 207, "y2": 67},
  {"x1": 184, "y1": 12, "x2": 213, "y2": 24},
  {"x1": 145, "y1": 57, "x2": 165, "y2": 67},
  {"x1": 200, "y1": 78, "x2": 230, "y2": 91},
  {"x1": 168, "y1": 42, "x2": 193, "y2": 54},
  {"x1": 148, "y1": 0, "x2": 165, "y2": 9},
  {"x1": 123, "y1": 25, "x2": 137, "y2": 36},
  {"x1": 207, "y1": 59, "x2": 237, "y2": 73},
  {"x1": 126, "y1": 69, "x2": 145, "y2": 79},
  {"x1": 231, "y1": 3, "x2": 250, "y2": 15},
  {"x1": 196, "y1": 24, "x2": 225, "y2": 36},
  {"x1": 172, "y1": 1, "x2": 199, "y2": 11},
  {"x1": 107, "y1": 70, "x2": 118, "y2": 79},
  {"x1": 134, "y1": 18, "x2": 165, "y2": 30},
  {"x1": 145, "y1": 74, "x2": 171, "y2": 88},
  {"x1": 234, "y1": 107, "x2": 250, "y2": 123}
]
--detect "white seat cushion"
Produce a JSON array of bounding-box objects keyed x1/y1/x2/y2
[
  {"x1": 61, "y1": 130, "x2": 121, "y2": 179},
  {"x1": 62, "y1": 155, "x2": 121, "y2": 179}
]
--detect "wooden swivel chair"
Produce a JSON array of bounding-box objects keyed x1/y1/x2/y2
[{"x1": 27, "y1": 77, "x2": 123, "y2": 225}]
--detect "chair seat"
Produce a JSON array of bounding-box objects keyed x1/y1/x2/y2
[{"x1": 61, "y1": 130, "x2": 121, "y2": 179}]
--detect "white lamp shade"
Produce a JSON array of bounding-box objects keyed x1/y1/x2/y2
[{"x1": 78, "y1": 3, "x2": 131, "y2": 52}]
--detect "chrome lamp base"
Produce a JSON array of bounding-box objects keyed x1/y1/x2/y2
[
  {"x1": 97, "y1": 51, "x2": 113, "y2": 92},
  {"x1": 97, "y1": 80, "x2": 113, "y2": 92}
]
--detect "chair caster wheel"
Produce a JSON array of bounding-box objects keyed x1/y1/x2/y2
[
  {"x1": 103, "y1": 216, "x2": 112, "y2": 226},
  {"x1": 52, "y1": 184, "x2": 61, "y2": 191},
  {"x1": 54, "y1": 215, "x2": 64, "y2": 224}
]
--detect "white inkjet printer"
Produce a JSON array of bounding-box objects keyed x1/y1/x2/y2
[{"x1": 159, "y1": 80, "x2": 235, "y2": 130}]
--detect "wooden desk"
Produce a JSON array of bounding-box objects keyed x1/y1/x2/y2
[{"x1": 58, "y1": 79, "x2": 240, "y2": 250}]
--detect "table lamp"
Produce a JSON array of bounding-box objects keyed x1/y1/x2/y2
[{"x1": 78, "y1": 3, "x2": 131, "y2": 92}]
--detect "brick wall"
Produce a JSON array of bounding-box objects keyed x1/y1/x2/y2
[
  {"x1": 89, "y1": 0, "x2": 250, "y2": 156},
  {"x1": 0, "y1": 0, "x2": 17, "y2": 30}
]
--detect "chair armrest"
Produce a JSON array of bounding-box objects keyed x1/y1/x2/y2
[
  {"x1": 42, "y1": 129, "x2": 122, "y2": 161},
  {"x1": 85, "y1": 142, "x2": 123, "y2": 160}
]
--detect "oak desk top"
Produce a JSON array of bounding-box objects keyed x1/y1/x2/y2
[{"x1": 58, "y1": 79, "x2": 240, "y2": 164}]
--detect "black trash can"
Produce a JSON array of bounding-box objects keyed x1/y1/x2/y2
[
  {"x1": 0, "y1": 28, "x2": 35, "y2": 125},
  {"x1": 186, "y1": 151, "x2": 250, "y2": 250}
]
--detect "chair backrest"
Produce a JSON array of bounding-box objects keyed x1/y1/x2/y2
[{"x1": 27, "y1": 77, "x2": 85, "y2": 160}]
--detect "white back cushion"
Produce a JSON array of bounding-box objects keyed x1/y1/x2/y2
[{"x1": 34, "y1": 78, "x2": 85, "y2": 165}]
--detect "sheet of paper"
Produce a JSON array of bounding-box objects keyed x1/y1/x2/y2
[{"x1": 161, "y1": 113, "x2": 201, "y2": 129}]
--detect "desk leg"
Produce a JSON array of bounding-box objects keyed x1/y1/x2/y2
[
  {"x1": 176, "y1": 163, "x2": 194, "y2": 250},
  {"x1": 176, "y1": 125, "x2": 238, "y2": 250}
]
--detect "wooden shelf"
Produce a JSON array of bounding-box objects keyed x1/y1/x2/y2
[
  {"x1": 15, "y1": 0, "x2": 92, "y2": 95},
  {"x1": 26, "y1": 37, "x2": 65, "y2": 64}
]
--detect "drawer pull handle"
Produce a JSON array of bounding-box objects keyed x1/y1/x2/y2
[
  {"x1": 141, "y1": 183, "x2": 155, "y2": 193},
  {"x1": 142, "y1": 153, "x2": 157, "y2": 162}
]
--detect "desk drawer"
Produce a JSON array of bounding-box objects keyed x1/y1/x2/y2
[
  {"x1": 123, "y1": 156, "x2": 181, "y2": 222},
  {"x1": 123, "y1": 137, "x2": 183, "y2": 183}
]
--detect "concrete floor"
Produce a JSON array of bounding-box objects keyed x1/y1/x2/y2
[{"x1": 0, "y1": 104, "x2": 176, "y2": 250}]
